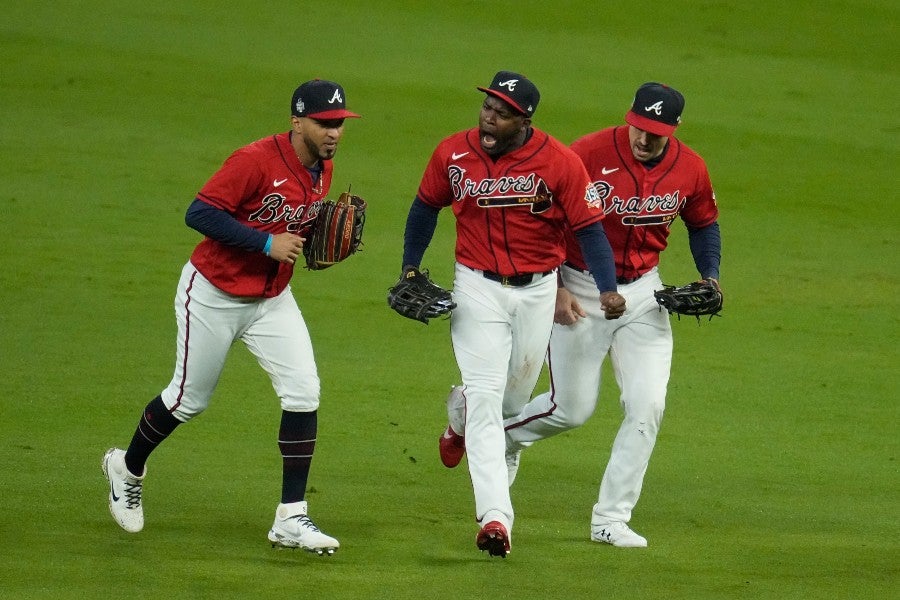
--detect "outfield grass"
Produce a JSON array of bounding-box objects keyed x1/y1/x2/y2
[{"x1": 1, "y1": 1, "x2": 897, "y2": 598}]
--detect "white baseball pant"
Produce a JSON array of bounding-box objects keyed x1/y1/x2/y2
[
  {"x1": 160, "y1": 262, "x2": 320, "y2": 421},
  {"x1": 450, "y1": 262, "x2": 557, "y2": 536},
  {"x1": 504, "y1": 264, "x2": 672, "y2": 525}
]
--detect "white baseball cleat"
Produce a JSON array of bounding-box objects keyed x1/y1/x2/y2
[
  {"x1": 101, "y1": 447, "x2": 145, "y2": 533},
  {"x1": 268, "y1": 501, "x2": 339, "y2": 555},
  {"x1": 590, "y1": 521, "x2": 648, "y2": 547}
]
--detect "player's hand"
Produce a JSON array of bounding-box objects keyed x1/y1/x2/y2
[
  {"x1": 268, "y1": 233, "x2": 305, "y2": 264},
  {"x1": 599, "y1": 291, "x2": 626, "y2": 320},
  {"x1": 554, "y1": 287, "x2": 587, "y2": 325}
]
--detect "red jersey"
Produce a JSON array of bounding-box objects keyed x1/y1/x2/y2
[
  {"x1": 190, "y1": 132, "x2": 332, "y2": 297},
  {"x1": 417, "y1": 127, "x2": 603, "y2": 275},
  {"x1": 568, "y1": 126, "x2": 718, "y2": 279}
]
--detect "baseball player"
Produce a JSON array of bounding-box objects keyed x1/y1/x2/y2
[
  {"x1": 400, "y1": 71, "x2": 626, "y2": 557},
  {"x1": 101, "y1": 79, "x2": 360, "y2": 555},
  {"x1": 503, "y1": 82, "x2": 722, "y2": 547}
]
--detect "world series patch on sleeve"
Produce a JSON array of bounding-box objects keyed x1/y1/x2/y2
[{"x1": 303, "y1": 191, "x2": 367, "y2": 270}]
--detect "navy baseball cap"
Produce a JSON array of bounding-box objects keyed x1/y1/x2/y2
[
  {"x1": 291, "y1": 79, "x2": 361, "y2": 120},
  {"x1": 625, "y1": 82, "x2": 684, "y2": 137},
  {"x1": 477, "y1": 70, "x2": 540, "y2": 117}
]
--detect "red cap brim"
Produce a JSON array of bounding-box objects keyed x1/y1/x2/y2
[
  {"x1": 477, "y1": 87, "x2": 528, "y2": 116},
  {"x1": 625, "y1": 111, "x2": 676, "y2": 137},
  {"x1": 304, "y1": 109, "x2": 361, "y2": 119}
]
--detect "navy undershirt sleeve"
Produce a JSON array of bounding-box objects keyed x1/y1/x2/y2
[
  {"x1": 401, "y1": 197, "x2": 440, "y2": 270},
  {"x1": 686, "y1": 221, "x2": 721, "y2": 280},
  {"x1": 574, "y1": 222, "x2": 617, "y2": 292},
  {"x1": 185, "y1": 198, "x2": 270, "y2": 253}
]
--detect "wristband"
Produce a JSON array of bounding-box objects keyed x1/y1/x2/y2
[{"x1": 263, "y1": 234, "x2": 273, "y2": 256}]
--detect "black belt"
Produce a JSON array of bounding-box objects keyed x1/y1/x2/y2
[
  {"x1": 476, "y1": 268, "x2": 554, "y2": 287},
  {"x1": 563, "y1": 262, "x2": 641, "y2": 285}
]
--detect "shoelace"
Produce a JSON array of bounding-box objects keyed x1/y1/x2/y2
[
  {"x1": 289, "y1": 514, "x2": 321, "y2": 532},
  {"x1": 123, "y1": 479, "x2": 143, "y2": 509}
]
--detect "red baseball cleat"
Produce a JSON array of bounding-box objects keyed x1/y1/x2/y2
[
  {"x1": 476, "y1": 521, "x2": 510, "y2": 557},
  {"x1": 438, "y1": 425, "x2": 465, "y2": 468}
]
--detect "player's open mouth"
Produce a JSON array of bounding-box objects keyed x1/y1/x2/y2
[
  {"x1": 633, "y1": 144, "x2": 651, "y2": 158},
  {"x1": 480, "y1": 133, "x2": 497, "y2": 149}
]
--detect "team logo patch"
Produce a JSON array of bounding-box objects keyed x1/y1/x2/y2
[{"x1": 644, "y1": 101, "x2": 664, "y2": 115}]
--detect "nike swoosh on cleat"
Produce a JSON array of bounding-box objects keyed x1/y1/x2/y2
[{"x1": 110, "y1": 482, "x2": 120, "y2": 502}]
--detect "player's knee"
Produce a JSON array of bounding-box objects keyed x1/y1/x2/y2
[
  {"x1": 275, "y1": 375, "x2": 320, "y2": 412},
  {"x1": 622, "y1": 395, "x2": 665, "y2": 428},
  {"x1": 279, "y1": 384, "x2": 320, "y2": 412},
  {"x1": 281, "y1": 396, "x2": 320, "y2": 412},
  {"x1": 169, "y1": 402, "x2": 204, "y2": 422},
  {"x1": 161, "y1": 390, "x2": 208, "y2": 422},
  {"x1": 557, "y1": 401, "x2": 596, "y2": 428}
]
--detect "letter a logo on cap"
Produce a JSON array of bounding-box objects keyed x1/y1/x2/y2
[
  {"x1": 329, "y1": 89, "x2": 343, "y2": 104},
  {"x1": 499, "y1": 79, "x2": 518, "y2": 91},
  {"x1": 644, "y1": 101, "x2": 664, "y2": 115}
]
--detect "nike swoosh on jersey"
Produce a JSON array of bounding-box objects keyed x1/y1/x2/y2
[
  {"x1": 273, "y1": 178, "x2": 288, "y2": 187},
  {"x1": 451, "y1": 152, "x2": 469, "y2": 160},
  {"x1": 601, "y1": 167, "x2": 619, "y2": 175}
]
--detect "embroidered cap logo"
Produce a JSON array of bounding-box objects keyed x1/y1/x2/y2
[
  {"x1": 328, "y1": 89, "x2": 343, "y2": 104},
  {"x1": 499, "y1": 79, "x2": 518, "y2": 91},
  {"x1": 644, "y1": 101, "x2": 664, "y2": 115}
]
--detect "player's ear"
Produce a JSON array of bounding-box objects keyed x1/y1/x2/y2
[{"x1": 290, "y1": 115, "x2": 303, "y2": 133}]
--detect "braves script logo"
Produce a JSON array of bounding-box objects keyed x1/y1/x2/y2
[
  {"x1": 499, "y1": 79, "x2": 518, "y2": 91},
  {"x1": 328, "y1": 89, "x2": 343, "y2": 104},
  {"x1": 644, "y1": 101, "x2": 664, "y2": 115},
  {"x1": 448, "y1": 166, "x2": 551, "y2": 214},
  {"x1": 591, "y1": 181, "x2": 682, "y2": 226},
  {"x1": 249, "y1": 193, "x2": 317, "y2": 233}
]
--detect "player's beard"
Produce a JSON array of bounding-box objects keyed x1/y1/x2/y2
[{"x1": 303, "y1": 131, "x2": 338, "y2": 161}]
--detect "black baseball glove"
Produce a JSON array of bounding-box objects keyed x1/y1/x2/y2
[
  {"x1": 387, "y1": 267, "x2": 456, "y2": 324},
  {"x1": 654, "y1": 278, "x2": 723, "y2": 321},
  {"x1": 303, "y1": 191, "x2": 367, "y2": 270}
]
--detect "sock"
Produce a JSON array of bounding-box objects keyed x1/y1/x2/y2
[
  {"x1": 278, "y1": 409, "x2": 317, "y2": 504},
  {"x1": 124, "y1": 395, "x2": 181, "y2": 476}
]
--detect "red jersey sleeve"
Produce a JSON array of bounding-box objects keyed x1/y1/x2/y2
[
  {"x1": 678, "y1": 153, "x2": 718, "y2": 229},
  {"x1": 196, "y1": 147, "x2": 265, "y2": 212}
]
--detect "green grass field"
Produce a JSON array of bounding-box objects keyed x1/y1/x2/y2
[{"x1": 1, "y1": 1, "x2": 897, "y2": 598}]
